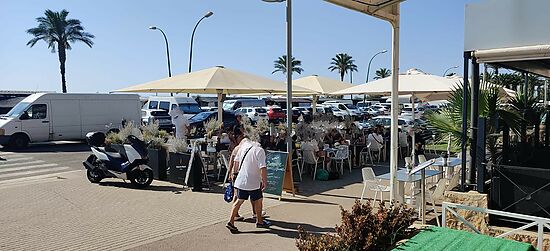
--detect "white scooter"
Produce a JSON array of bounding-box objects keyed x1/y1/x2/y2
[{"x1": 83, "y1": 132, "x2": 154, "y2": 188}]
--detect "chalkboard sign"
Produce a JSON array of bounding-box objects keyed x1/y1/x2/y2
[{"x1": 264, "y1": 150, "x2": 289, "y2": 197}]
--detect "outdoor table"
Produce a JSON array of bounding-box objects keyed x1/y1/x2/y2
[
  {"x1": 431, "y1": 157, "x2": 461, "y2": 179},
  {"x1": 376, "y1": 168, "x2": 442, "y2": 204}
]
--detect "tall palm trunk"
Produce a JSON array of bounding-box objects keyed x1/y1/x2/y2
[
  {"x1": 58, "y1": 46, "x2": 67, "y2": 93},
  {"x1": 340, "y1": 71, "x2": 344, "y2": 82}
]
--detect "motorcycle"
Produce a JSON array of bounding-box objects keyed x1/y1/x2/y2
[{"x1": 82, "y1": 132, "x2": 154, "y2": 188}]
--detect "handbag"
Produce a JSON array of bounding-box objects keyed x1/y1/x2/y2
[
  {"x1": 223, "y1": 146, "x2": 253, "y2": 203},
  {"x1": 224, "y1": 182, "x2": 234, "y2": 203}
]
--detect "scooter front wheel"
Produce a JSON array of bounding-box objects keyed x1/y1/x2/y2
[
  {"x1": 130, "y1": 168, "x2": 153, "y2": 188},
  {"x1": 87, "y1": 168, "x2": 104, "y2": 183}
]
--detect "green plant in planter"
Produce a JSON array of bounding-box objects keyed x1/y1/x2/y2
[
  {"x1": 204, "y1": 118, "x2": 222, "y2": 139},
  {"x1": 167, "y1": 137, "x2": 188, "y2": 153},
  {"x1": 105, "y1": 131, "x2": 123, "y2": 145},
  {"x1": 296, "y1": 200, "x2": 416, "y2": 251},
  {"x1": 141, "y1": 121, "x2": 160, "y2": 139},
  {"x1": 118, "y1": 121, "x2": 143, "y2": 143}
]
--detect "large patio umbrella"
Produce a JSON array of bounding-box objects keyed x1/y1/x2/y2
[
  {"x1": 114, "y1": 66, "x2": 313, "y2": 121},
  {"x1": 332, "y1": 69, "x2": 459, "y2": 164},
  {"x1": 293, "y1": 75, "x2": 355, "y2": 114}
]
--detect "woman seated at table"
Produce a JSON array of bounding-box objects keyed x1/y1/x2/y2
[
  {"x1": 368, "y1": 126, "x2": 384, "y2": 153},
  {"x1": 325, "y1": 129, "x2": 346, "y2": 146}
]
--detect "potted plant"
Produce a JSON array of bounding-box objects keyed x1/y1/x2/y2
[
  {"x1": 167, "y1": 136, "x2": 191, "y2": 185},
  {"x1": 141, "y1": 122, "x2": 169, "y2": 181}
]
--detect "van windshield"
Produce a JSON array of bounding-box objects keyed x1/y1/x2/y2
[
  {"x1": 178, "y1": 103, "x2": 202, "y2": 114},
  {"x1": 222, "y1": 101, "x2": 235, "y2": 110},
  {"x1": 5, "y1": 102, "x2": 30, "y2": 118},
  {"x1": 344, "y1": 104, "x2": 357, "y2": 109}
]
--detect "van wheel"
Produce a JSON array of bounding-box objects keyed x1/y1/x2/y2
[{"x1": 9, "y1": 134, "x2": 29, "y2": 149}]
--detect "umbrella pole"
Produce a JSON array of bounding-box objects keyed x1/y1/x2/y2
[
  {"x1": 217, "y1": 90, "x2": 223, "y2": 124},
  {"x1": 312, "y1": 94, "x2": 317, "y2": 117},
  {"x1": 389, "y1": 5, "x2": 400, "y2": 203},
  {"x1": 411, "y1": 92, "x2": 416, "y2": 166}
]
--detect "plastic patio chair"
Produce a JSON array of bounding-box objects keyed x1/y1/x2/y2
[
  {"x1": 218, "y1": 150, "x2": 230, "y2": 188},
  {"x1": 427, "y1": 178, "x2": 449, "y2": 226},
  {"x1": 333, "y1": 145, "x2": 351, "y2": 175},
  {"x1": 302, "y1": 149, "x2": 323, "y2": 181},
  {"x1": 294, "y1": 148, "x2": 304, "y2": 181},
  {"x1": 360, "y1": 167, "x2": 390, "y2": 207}
]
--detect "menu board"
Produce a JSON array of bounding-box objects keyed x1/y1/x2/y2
[{"x1": 264, "y1": 150, "x2": 289, "y2": 197}]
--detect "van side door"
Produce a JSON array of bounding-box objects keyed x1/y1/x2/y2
[{"x1": 20, "y1": 103, "x2": 51, "y2": 142}]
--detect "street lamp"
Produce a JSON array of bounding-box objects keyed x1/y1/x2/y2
[
  {"x1": 149, "y1": 26, "x2": 172, "y2": 78},
  {"x1": 443, "y1": 66, "x2": 459, "y2": 77},
  {"x1": 263, "y1": 0, "x2": 293, "y2": 154},
  {"x1": 365, "y1": 50, "x2": 388, "y2": 83},
  {"x1": 363, "y1": 50, "x2": 387, "y2": 103},
  {"x1": 188, "y1": 11, "x2": 214, "y2": 74}
]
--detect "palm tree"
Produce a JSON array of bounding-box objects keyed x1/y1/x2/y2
[
  {"x1": 27, "y1": 9, "x2": 94, "y2": 93},
  {"x1": 328, "y1": 53, "x2": 357, "y2": 82},
  {"x1": 272, "y1": 55, "x2": 303, "y2": 75},
  {"x1": 374, "y1": 68, "x2": 391, "y2": 80},
  {"x1": 427, "y1": 81, "x2": 521, "y2": 163}
]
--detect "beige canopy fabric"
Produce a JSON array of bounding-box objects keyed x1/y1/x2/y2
[
  {"x1": 114, "y1": 66, "x2": 312, "y2": 95},
  {"x1": 293, "y1": 75, "x2": 355, "y2": 95},
  {"x1": 331, "y1": 68, "x2": 459, "y2": 101}
]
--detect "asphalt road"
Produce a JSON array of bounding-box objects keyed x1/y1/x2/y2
[{"x1": 0, "y1": 141, "x2": 90, "y2": 183}]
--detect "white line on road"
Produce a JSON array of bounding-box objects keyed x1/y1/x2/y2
[
  {"x1": 0, "y1": 157, "x2": 34, "y2": 163},
  {"x1": 0, "y1": 160, "x2": 45, "y2": 168},
  {"x1": 0, "y1": 163, "x2": 59, "y2": 173},
  {"x1": 0, "y1": 166, "x2": 69, "y2": 179}
]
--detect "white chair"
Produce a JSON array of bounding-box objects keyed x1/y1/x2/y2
[
  {"x1": 360, "y1": 167, "x2": 391, "y2": 207},
  {"x1": 398, "y1": 131, "x2": 409, "y2": 159},
  {"x1": 302, "y1": 149, "x2": 323, "y2": 180},
  {"x1": 218, "y1": 150, "x2": 231, "y2": 188},
  {"x1": 294, "y1": 149, "x2": 304, "y2": 181},
  {"x1": 367, "y1": 141, "x2": 382, "y2": 163},
  {"x1": 418, "y1": 154, "x2": 427, "y2": 164},
  {"x1": 359, "y1": 145, "x2": 372, "y2": 166},
  {"x1": 427, "y1": 178, "x2": 448, "y2": 226},
  {"x1": 333, "y1": 145, "x2": 351, "y2": 175}
]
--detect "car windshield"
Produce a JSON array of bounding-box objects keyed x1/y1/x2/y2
[
  {"x1": 190, "y1": 112, "x2": 213, "y2": 121},
  {"x1": 255, "y1": 108, "x2": 267, "y2": 113},
  {"x1": 178, "y1": 104, "x2": 202, "y2": 114},
  {"x1": 345, "y1": 104, "x2": 357, "y2": 109},
  {"x1": 272, "y1": 108, "x2": 283, "y2": 112},
  {"x1": 5, "y1": 102, "x2": 30, "y2": 118}
]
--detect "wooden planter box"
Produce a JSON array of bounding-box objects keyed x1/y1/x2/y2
[{"x1": 148, "y1": 148, "x2": 168, "y2": 181}]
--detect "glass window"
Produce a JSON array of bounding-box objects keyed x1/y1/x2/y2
[
  {"x1": 5, "y1": 102, "x2": 30, "y2": 118},
  {"x1": 338, "y1": 104, "x2": 347, "y2": 110},
  {"x1": 345, "y1": 104, "x2": 357, "y2": 109},
  {"x1": 148, "y1": 101, "x2": 158, "y2": 109},
  {"x1": 255, "y1": 108, "x2": 266, "y2": 113},
  {"x1": 22, "y1": 104, "x2": 47, "y2": 120},
  {"x1": 178, "y1": 104, "x2": 202, "y2": 114},
  {"x1": 171, "y1": 104, "x2": 177, "y2": 111},
  {"x1": 159, "y1": 101, "x2": 170, "y2": 111}
]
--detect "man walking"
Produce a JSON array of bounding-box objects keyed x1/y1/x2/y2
[{"x1": 226, "y1": 136, "x2": 271, "y2": 232}]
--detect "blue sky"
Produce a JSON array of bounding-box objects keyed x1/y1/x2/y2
[{"x1": 0, "y1": 0, "x2": 472, "y2": 93}]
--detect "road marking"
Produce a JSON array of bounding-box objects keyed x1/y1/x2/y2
[
  {"x1": 0, "y1": 157, "x2": 34, "y2": 163},
  {"x1": 0, "y1": 170, "x2": 81, "y2": 188},
  {"x1": 0, "y1": 166, "x2": 70, "y2": 179},
  {"x1": 0, "y1": 163, "x2": 59, "y2": 173},
  {"x1": 0, "y1": 160, "x2": 45, "y2": 168}
]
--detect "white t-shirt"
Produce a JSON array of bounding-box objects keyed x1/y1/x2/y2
[
  {"x1": 234, "y1": 138, "x2": 266, "y2": 191},
  {"x1": 368, "y1": 133, "x2": 384, "y2": 150}
]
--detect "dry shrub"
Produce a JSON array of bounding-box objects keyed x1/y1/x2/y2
[{"x1": 296, "y1": 200, "x2": 416, "y2": 251}]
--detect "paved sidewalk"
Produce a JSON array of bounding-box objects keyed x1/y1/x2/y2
[{"x1": 132, "y1": 168, "x2": 369, "y2": 251}]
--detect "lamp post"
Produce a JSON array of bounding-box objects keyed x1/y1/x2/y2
[
  {"x1": 188, "y1": 11, "x2": 214, "y2": 74},
  {"x1": 366, "y1": 50, "x2": 388, "y2": 83},
  {"x1": 364, "y1": 49, "x2": 387, "y2": 102},
  {"x1": 149, "y1": 26, "x2": 172, "y2": 78},
  {"x1": 443, "y1": 66, "x2": 459, "y2": 77},
  {"x1": 263, "y1": 0, "x2": 293, "y2": 154}
]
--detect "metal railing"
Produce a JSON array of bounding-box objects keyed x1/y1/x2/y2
[{"x1": 442, "y1": 202, "x2": 550, "y2": 250}]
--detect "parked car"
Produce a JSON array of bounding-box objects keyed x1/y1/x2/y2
[
  {"x1": 324, "y1": 102, "x2": 362, "y2": 120},
  {"x1": 144, "y1": 96, "x2": 202, "y2": 120},
  {"x1": 329, "y1": 106, "x2": 348, "y2": 121},
  {"x1": 265, "y1": 106, "x2": 286, "y2": 122},
  {"x1": 188, "y1": 111, "x2": 238, "y2": 138},
  {"x1": 222, "y1": 99, "x2": 266, "y2": 111},
  {"x1": 0, "y1": 93, "x2": 141, "y2": 148},
  {"x1": 293, "y1": 107, "x2": 312, "y2": 122},
  {"x1": 400, "y1": 107, "x2": 423, "y2": 119},
  {"x1": 141, "y1": 109, "x2": 173, "y2": 131},
  {"x1": 201, "y1": 106, "x2": 218, "y2": 112},
  {"x1": 235, "y1": 107, "x2": 268, "y2": 122}
]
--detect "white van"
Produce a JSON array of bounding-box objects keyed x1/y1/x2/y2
[
  {"x1": 0, "y1": 93, "x2": 141, "y2": 148},
  {"x1": 222, "y1": 99, "x2": 266, "y2": 111},
  {"x1": 144, "y1": 96, "x2": 202, "y2": 119}
]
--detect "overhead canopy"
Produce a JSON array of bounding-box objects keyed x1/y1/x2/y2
[
  {"x1": 324, "y1": 0, "x2": 402, "y2": 23},
  {"x1": 331, "y1": 69, "x2": 459, "y2": 100},
  {"x1": 113, "y1": 66, "x2": 312, "y2": 95},
  {"x1": 293, "y1": 75, "x2": 354, "y2": 95},
  {"x1": 474, "y1": 44, "x2": 550, "y2": 78}
]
